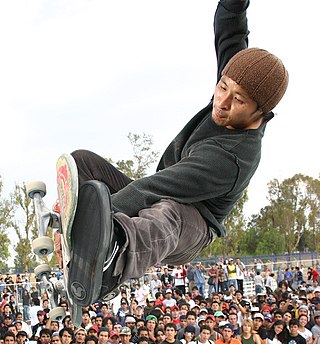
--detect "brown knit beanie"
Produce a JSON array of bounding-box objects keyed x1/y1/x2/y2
[{"x1": 222, "y1": 48, "x2": 289, "y2": 113}]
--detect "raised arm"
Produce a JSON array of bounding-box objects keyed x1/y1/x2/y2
[{"x1": 214, "y1": 0, "x2": 250, "y2": 81}]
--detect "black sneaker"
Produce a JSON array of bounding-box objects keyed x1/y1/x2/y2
[
  {"x1": 68, "y1": 180, "x2": 119, "y2": 306},
  {"x1": 98, "y1": 222, "x2": 126, "y2": 302}
]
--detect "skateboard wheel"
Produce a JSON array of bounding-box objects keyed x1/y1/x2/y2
[
  {"x1": 32, "y1": 236, "x2": 54, "y2": 256},
  {"x1": 34, "y1": 264, "x2": 51, "y2": 278},
  {"x1": 49, "y1": 307, "x2": 66, "y2": 321},
  {"x1": 101, "y1": 288, "x2": 120, "y2": 302},
  {"x1": 26, "y1": 181, "x2": 46, "y2": 199},
  {"x1": 53, "y1": 280, "x2": 65, "y2": 292}
]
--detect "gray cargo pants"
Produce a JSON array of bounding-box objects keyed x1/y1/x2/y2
[{"x1": 72, "y1": 149, "x2": 215, "y2": 282}]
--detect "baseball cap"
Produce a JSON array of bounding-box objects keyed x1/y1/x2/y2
[
  {"x1": 261, "y1": 305, "x2": 272, "y2": 312},
  {"x1": 223, "y1": 323, "x2": 234, "y2": 331},
  {"x1": 264, "y1": 313, "x2": 273, "y2": 322},
  {"x1": 197, "y1": 315, "x2": 206, "y2": 324},
  {"x1": 110, "y1": 331, "x2": 120, "y2": 338},
  {"x1": 120, "y1": 327, "x2": 131, "y2": 335},
  {"x1": 17, "y1": 331, "x2": 27, "y2": 337},
  {"x1": 253, "y1": 313, "x2": 264, "y2": 321},
  {"x1": 199, "y1": 308, "x2": 208, "y2": 313},
  {"x1": 88, "y1": 326, "x2": 99, "y2": 333},
  {"x1": 214, "y1": 311, "x2": 226, "y2": 318},
  {"x1": 165, "y1": 289, "x2": 172, "y2": 294},
  {"x1": 206, "y1": 314, "x2": 215, "y2": 321},
  {"x1": 299, "y1": 305, "x2": 309, "y2": 311},
  {"x1": 125, "y1": 316, "x2": 136, "y2": 323},
  {"x1": 146, "y1": 315, "x2": 158, "y2": 323},
  {"x1": 314, "y1": 287, "x2": 320, "y2": 293},
  {"x1": 171, "y1": 305, "x2": 179, "y2": 311},
  {"x1": 37, "y1": 310, "x2": 46, "y2": 316},
  {"x1": 314, "y1": 311, "x2": 320, "y2": 318},
  {"x1": 312, "y1": 297, "x2": 320, "y2": 304},
  {"x1": 147, "y1": 297, "x2": 156, "y2": 302}
]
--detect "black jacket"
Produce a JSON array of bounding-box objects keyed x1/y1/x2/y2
[{"x1": 112, "y1": 0, "x2": 272, "y2": 237}]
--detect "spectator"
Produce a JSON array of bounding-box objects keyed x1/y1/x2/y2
[
  {"x1": 162, "y1": 323, "x2": 180, "y2": 344},
  {"x1": 237, "y1": 319, "x2": 261, "y2": 344},
  {"x1": 162, "y1": 290, "x2": 176, "y2": 309},
  {"x1": 172, "y1": 266, "x2": 186, "y2": 295},
  {"x1": 150, "y1": 275, "x2": 162, "y2": 298},
  {"x1": 207, "y1": 264, "x2": 218, "y2": 296},
  {"x1": 194, "y1": 264, "x2": 206, "y2": 296},
  {"x1": 267, "y1": 319, "x2": 288, "y2": 344},
  {"x1": 227, "y1": 259, "x2": 238, "y2": 290},
  {"x1": 59, "y1": 327, "x2": 74, "y2": 344},
  {"x1": 160, "y1": 269, "x2": 173, "y2": 292},
  {"x1": 119, "y1": 326, "x2": 132, "y2": 344},
  {"x1": 215, "y1": 323, "x2": 240, "y2": 344},
  {"x1": 254, "y1": 272, "x2": 264, "y2": 294},
  {"x1": 288, "y1": 319, "x2": 306, "y2": 344}
]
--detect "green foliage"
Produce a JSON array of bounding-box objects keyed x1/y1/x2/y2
[
  {"x1": 0, "y1": 177, "x2": 13, "y2": 271},
  {"x1": 12, "y1": 183, "x2": 37, "y2": 271},
  {"x1": 107, "y1": 133, "x2": 159, "y2": 179}
]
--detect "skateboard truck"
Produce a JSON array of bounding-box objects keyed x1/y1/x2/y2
[{"x1": 26, "y1": 180, "x2": 82, "y2": 325}]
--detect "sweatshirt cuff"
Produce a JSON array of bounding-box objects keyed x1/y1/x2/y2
[{"x1": 219, "y1": 0, "x2": 250, "y2": 13}]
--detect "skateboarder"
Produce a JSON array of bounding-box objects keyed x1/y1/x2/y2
[{"x1": 58, "y1": 0, "x2": 289, "y2": 307}]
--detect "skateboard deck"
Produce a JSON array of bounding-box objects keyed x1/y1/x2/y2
[{"x1": 26, "y1": 153, "x2": 82, "y2": 326}]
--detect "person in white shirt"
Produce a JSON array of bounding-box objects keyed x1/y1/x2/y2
[
  {"x1": 162, "y1": 289, "x2": 177, "y2": 308},
  {"x1": 150, "y1": 274, "x2": 162, "y2": 297}
]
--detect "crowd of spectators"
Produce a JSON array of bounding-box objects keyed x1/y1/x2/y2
[{"x1": 1, "y1": 259, "x2": 320, "y2": 344}]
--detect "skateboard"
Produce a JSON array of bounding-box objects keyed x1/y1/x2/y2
[{"x1": 26, "y1": 154, "x2": 82, "y2": 326}]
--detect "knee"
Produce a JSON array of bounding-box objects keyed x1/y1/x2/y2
[{"x1": 71, "y1": 149, "x2": 93, "y2": 161}]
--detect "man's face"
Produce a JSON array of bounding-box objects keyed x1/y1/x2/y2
[
  {"x1": 96, "y1": 317, "x2": 103, "y2": 328},
  {"x1": 222, "y1": 328, "x2": 234, "y2": 341},
  {"x1": 82, "y1": 313, "x2": 90, "y2": 325},
  {"x1": 253, "y1": 318, "x2": 263, "y2": 330},
  {"x1": 139, "y1": 330, "x2": 149, "y2": 338},
  {"x1": 40, "y1": 333, "x2": 51, "y2": 344},
  {"x1": 290, "y1": 324, "x2": 299, "y2": 336},
  {"x1": 4, "y1": 337, "x2": 15, "y2": 344},
  {"x1": 283, "y1": 312, "x2": 292, "y2": 323},
  {"x1": 165, "y1": 327, "x2": 177, "y2": 341},
  {"x1": 50, "y1": 322, "x2": 59, "y2": 332},
  {"x1": 119, "y1": 335, "x2": 131, "y2": 344},
  {"x1": 75, "y1": 330, "x2": 86, "y2": 344},
  {"x1": 147, "y1": 320, "x2": 156, "y2": 330},
  {"x1": 126, "y1": 321, "x2": 135, "y2": 330},
  {"x1": 98, "y1": 331, "x2": 109, "y2": 344},
  {"x1": 213, "y1": 76, "x2": 262, "y2": 130},
  {"x1": 51, "y1": 336, "x2": 61, "y2": 344},
  {"x1": 187, "y1": 315, "x2": 196, "y2": 325},
  {"x1": 228, "y1": 314, "x2": 237, "y2": 326},
  {"x1": 274, "y1": 313, "x2": 283, "y2": 321},
  {"x1": 61, "y1": 331, "x2": 73, "y2": 344},
  {"x1": 199, "y1": 329, "x2": 211, "y2": 342},
  {"x1": 16, "y1": 335, "x2": 27, "y2": 344},
  {"x1": 164, "y1": 315, "x2": 173, "y2": 325},
  {"x1": 37, "y1": 314, "x2": 45, "y2": 323}
]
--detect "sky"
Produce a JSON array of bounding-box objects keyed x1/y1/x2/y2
[{"x1": 1, "y1": 0, "x2": 320, "y2": 238}]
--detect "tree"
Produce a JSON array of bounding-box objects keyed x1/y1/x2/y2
[
  {"x1": 12, "y1": 183, "x2": 38, "y2": 272},
  {"x1": 267, "y1": 174, "x2": 317, "y2": 254},
  {"x1": 108, "y1": 132, "x2": 159, "y2": 179},
  {"x1": 0, "y1": 177, "x2": 12, "y2": 271}
]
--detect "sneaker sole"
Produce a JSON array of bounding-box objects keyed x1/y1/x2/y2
[{"x1": 68, "y1": 181, "x2": 114, "y2": 306}]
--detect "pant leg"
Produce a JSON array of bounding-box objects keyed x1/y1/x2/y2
[
  {"x1": 113, "y1": 199, "x2": 215, "y2": 283},
  {"x1": 71, "y1": 149, "x2": 133, "y2": 193}
]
